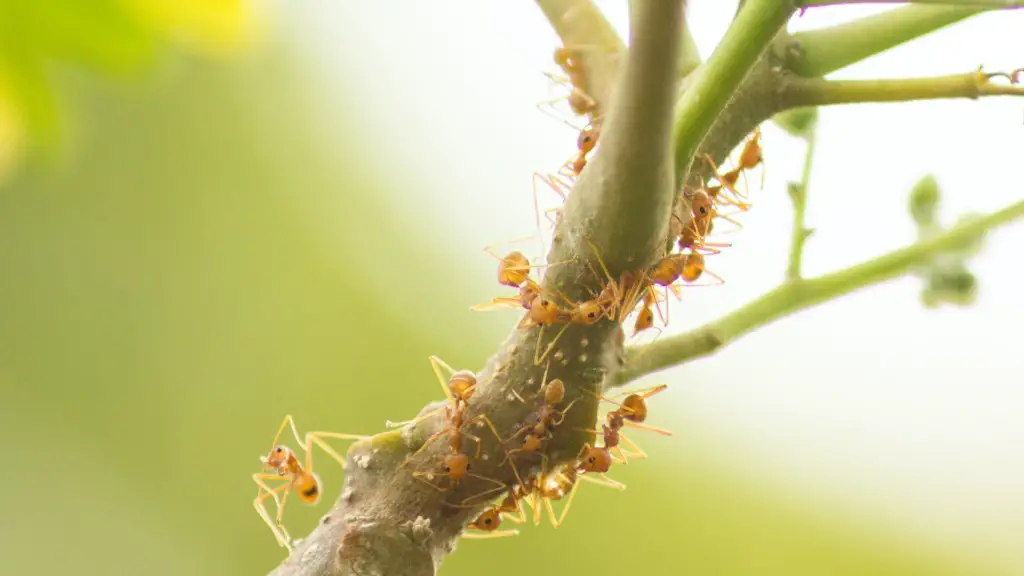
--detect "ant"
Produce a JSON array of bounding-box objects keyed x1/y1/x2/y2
[
  {"x1": 252, "y1": 415, "x2": 369, "y2": 551},
  {"x1": 533, "y1": 458, "x2": 625, "y2": 528},
  {"x1": 503, "y1": 365, "x2": 578, "y2": 462},
  {"x1": 404, "y1": 356, "x2": 510, "y2": 494},
  {"x1": 453, "y1": 480, "x2": 536, "y2": 539},
  {"x1": 576, "y1": 384, "x2": 671, "y2": 477},
  {"x1": 680, "y1": 252, "x2": 725, "y2": 286}
]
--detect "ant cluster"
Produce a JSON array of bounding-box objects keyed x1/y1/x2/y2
[{"x1": 250, "y1": 44, "x2": 766, "y2": 553}]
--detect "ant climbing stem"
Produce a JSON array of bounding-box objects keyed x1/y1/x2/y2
[
  {"x1": 252, "y1": 415, "x2": 369, "y2": 551},
  {"x1": 534, "y1": 457, "x2": 626, "y2": 529},
  {"x1": 501, "y1": 362, "x2": 578, "y2": 463},
  {"x1": 404, "y1": 356, "x2": 516, "y2": 495}
]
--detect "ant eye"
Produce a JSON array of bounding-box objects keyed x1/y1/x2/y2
[
  {"x1": 700, "y1": 207, "x2": 707, "y2": 214},
  {"x1": 444, "y1": 466, "x2": 451, "y2": 473},
  {"x1": 466, "y1": 463, "x2": 471, "y2": 471},
  {"x1": 484, "y1": 518, "x2": 493, "y2": 525},
  {"x1": 275, "y1": 448, "x2": 283, "y2": 453}
]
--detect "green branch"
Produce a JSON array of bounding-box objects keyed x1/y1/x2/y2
[
  {"x1": 673, "y1": 0, "x2": 795, "y2": 187},
  {"x1": 614, "y1": 197, "x2": 1024, "y2": 384},
  {"x1": 788, "y1": 5, "x2": 993, "y2": 77},
  {"x1": 783, "y1": 68, "x2": 1024, "y2": 107},
  {"x1": 785, "y1": 114, "x2": 817, "y2": 281}
]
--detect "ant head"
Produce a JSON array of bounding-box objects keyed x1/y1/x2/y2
[
  {"x1": 687, "y1": 189, "x2": 712, "y2": 219},
  {"x1": 621, "y1": 395, "x2": 649, "y2": 423},
  {"x1": 577, "y1": 126, "x2": 599, "y2": 153},
  {"x1": 470, "y1": 509, "x2": 502, "y2": 532},
  {"x1": 544, "y1": 378, "x2": 566, "y2": 405},
  {"x1": 579, "y1": 446, "x2": 612, "y2": 474},
  {"x1": 263, "y1": 446, "x2": 290, "y2": 470},
  {"x1": 448, "y1": 371, "x2": 477, "y2": 402},
  {"x1": 444, "y1": 454, "x2": 470, "y2": 480},
  {"x1": 573, "y1": 300, "x2": 603, "y2": 325}
]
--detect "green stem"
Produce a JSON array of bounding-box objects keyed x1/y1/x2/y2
[
  {"x1": 786, "y1": 130, "x2": 816, "y2": 281},
  {"x1": 784, "y1": 70, "x2": 1024, "y2": 107},
  {"x1": 614, "y1": 198, "x2": 1024, "y2": 385},
  {"x1": 673, "y1": 0, "x2": 795, "y2": 187},
  {"x1": 788, "y1": 5, "x2": 991, "y2": 77}
]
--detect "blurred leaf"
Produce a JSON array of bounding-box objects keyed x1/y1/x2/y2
[{"x1": 772, "y1": 106, "x2": 818, "y2": 139}]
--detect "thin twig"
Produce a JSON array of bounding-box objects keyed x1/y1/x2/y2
[
  {"x1": 785, "y1": 123, "x2": 817, "y2": 281},
  {"x1": 783, "y1": 68, "x2": 1024, "y2": 107},
  {"x1": 615, "y1": 197, "x2": 1024, "y2": 384}
]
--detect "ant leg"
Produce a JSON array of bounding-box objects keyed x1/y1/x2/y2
[
  {"x1": 253, "y1": 479, "x2": 293, "y2": 550},
  {"x1": 579, "y1": 472, "x2": 627, "y2": 490},
  {"x1": 464, "y1": 413, "x2": 521, "y2": 481},
  {"x1": 412, "y1": 471, "x2": 451, "y2": 492},
  {"x1": 429, "y1": 355, "x2": 458, "y2": 404},
  {"x1": 305, "y1": 431, "x2": 370, "y2": 471},
  {"x1": 268, "y1": 415, "x2": 306, "y2": 453},
  {"x1": 535, "y1": 323, "x2": 571, "y2": 366},
  {"x1": 462, "y1": 529, "x2": 521, "y2": 539},
  {"x1": 550, "y1": 398, "x2": 579, "y2": 427},
  {"x1": 623, "y1": 421, "x2": 673, "y2": 437},
  {"x1": 385, "y1": 405, "x2": 445, "y2": 429},
  {"x1": 613, "y1": 383, "x2": 669, "y2": 401},
  {"x1": 618, "y1": 432, "x2": 648, "y2": 460},
  {"x1": 548, "y1": 481, "x2": 581, "y2": 528},
  {"x1": 403, "y1": 427, "x2": 455, "y2": 466},
  {"x1": 252, "y1": 473, "x2": 290, "y2": 513},
  {"x1": 465, "y1": 473, "x2": 510, "y2": 499}
]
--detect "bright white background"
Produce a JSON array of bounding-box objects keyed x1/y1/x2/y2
[{"x1": 287, "y1": 1, "x2": 1023, "y2": 569}]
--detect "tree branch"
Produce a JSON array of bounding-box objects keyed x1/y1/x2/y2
[
  {"x1": 614, "y1": 197, "x2": 1024, "y2": 384},
  {"x1": 787, "y1": 5, "x2": 994, "y2": 77},
  {"x1": 534, "y1": 0, "x2": 625, "y2": 125},
  {"x1": 782, "y1": 67, "x2": 1024, "y2": 107},
  {"x1": 268, "y1": 2, "x2": 687, "y2": 575},
  {"x1": 673, "y1": 0, "x2": 796, "y2": 188}
]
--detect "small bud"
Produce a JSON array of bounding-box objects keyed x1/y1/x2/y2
[{"x1": 909, "y1": 174, "x2": 941, "y2": 227}]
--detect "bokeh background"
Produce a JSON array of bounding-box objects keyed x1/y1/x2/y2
[{"x1": 0, "y1": 1, "x2": 1021, "y2": 575}]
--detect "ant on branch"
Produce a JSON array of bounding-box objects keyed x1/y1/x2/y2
[
  {"x1": 403, "y1": 356, "x2": 511, "y2": 494},
  {"x1": 502, "y1": 364, "x2": 578, "y2": 463},
  {"x1": 578, "y1": 385, "x2": 672, "y2": 476},
  {"x1": 252, "y1": 415, "x2": 368, "y2": 551}
]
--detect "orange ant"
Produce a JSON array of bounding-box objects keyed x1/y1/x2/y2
[
  {"x1": 681, "y1": 252, "x2": 725, "y2": 286},
  {"x1": 405, "y1": 357, "x2": 510, "y2": 494},
  {"x1": 252, "y1": 415, "x2": 369, "y2": 550},
  {"x1": 532, "y1": 458, "x2": 625, "y2": 528},
  {"x1": 503, "y1": 365, "x2": 578, "y2": 462},
  {"x1": 597, "y1": 384, "x2": 673, "y2": 437},
  {"x1": 461, "y1": 483, "x2": 532, "y2": 539}
]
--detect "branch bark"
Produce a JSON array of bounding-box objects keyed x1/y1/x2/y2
[{"x1": 268, "y1": 2, "x2": 687, "y2": 574}]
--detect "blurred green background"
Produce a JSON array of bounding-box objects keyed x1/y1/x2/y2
[{"x1": 1, "y1": 2, "x2": 1021, "y2": 575}]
